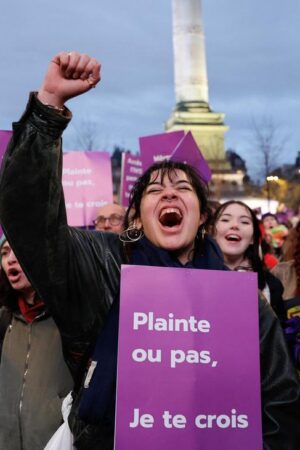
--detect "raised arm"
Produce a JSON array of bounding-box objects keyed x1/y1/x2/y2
[{"x1": 0, "y1": 54, "x2": 108, "y2": 374}]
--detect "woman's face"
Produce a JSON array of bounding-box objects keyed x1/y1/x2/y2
[
  {"x1": 137, "y1": 169, "x2": 204, "y2": 264},
  {"x1": 214, "y1": 203, "x2": 254, "y2": 264},
  {"x1": 1, "y1": 241, "x2": 33, "y2": 295}
]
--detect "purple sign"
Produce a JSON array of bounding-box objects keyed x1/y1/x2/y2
[
  {"x1": 115, "y1": 266, "x2": 262, "y2": 450},
  {"x1": 139, "y1": 130, "x2": 185, "y2": 171},
  {"x1": 171, "y1": 131, "x2": 212, "y2": 183},
  {"x1": 0, "y1": 131, "x2": 12, "y2": 237},
  {"x1": 0, "y1": 130, "x2": 12, "y2": 163},
  {"x1": 62, "y1": 151, "x2": 113, "y2": 226},
  {"x1": 120, "y1": 153, "x2": 143, "y2": 207}
]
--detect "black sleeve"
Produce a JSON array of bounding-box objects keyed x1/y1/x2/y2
[
  {"x1": 265, "y1": 270, "x2": 287, "y2": 326},
  {"x1": 0, "y1": 94, "x2": 115, "y2": 344},
  {"x1": 259, "y1": 297, "x2": 300, "y2": 450},
  {"x1": 0, "y1": 92, "x2": 71, "y2": 306},
  {"x1": 0, "y1": 94, "x2": 124, "y2": 377}
]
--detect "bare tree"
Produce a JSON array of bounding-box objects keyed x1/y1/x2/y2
[
  {"x1": 250, "y1": 116, "x2": 287, "y2": 180},
  {"x1": 71, "y1": 117, "x2": 102, "y2": 151}
]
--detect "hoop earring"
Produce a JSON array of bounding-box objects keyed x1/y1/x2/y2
[
  {"x1": 197, "y1": 225, "x2": 206, "y2": 244},
  {"x1": 119, "y1": 225, "x2": 144, "y2": 243},
  {"x1": 201, "y1": 226, "x2": 206, "y2": 242}
]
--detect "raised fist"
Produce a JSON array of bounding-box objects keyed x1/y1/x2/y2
[{"x1": 38, "y1": 51, "x2": 101, "y2": 108}]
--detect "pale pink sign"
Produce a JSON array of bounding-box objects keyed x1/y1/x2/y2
[{"x1": 62, "y1": 151, "x2": 113, "y2": 226}]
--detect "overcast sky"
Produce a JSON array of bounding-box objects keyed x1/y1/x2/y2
[{"x1": 0, "y1": 0, "x2": 299, "y2": 180}]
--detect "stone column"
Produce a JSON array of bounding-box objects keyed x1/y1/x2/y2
[
  {"x1": 172, "y1": 0, "x2": 209, "y2": 105},
  {"x1": 166, "y1": 0, "x2": 230, "y2": 172}
]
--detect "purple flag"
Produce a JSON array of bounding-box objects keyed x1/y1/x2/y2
[
  {"x1": 120, "y1": 153, "x2": 143, "y2": 207},
  {"x1": 139, "y1": 130, "x2": 185, "y2": 171},
  {"x1": 171, "y1": 131, "x2": 212, "y2": 183},
  {"x1": 115, "y1": 265, "x2": 262, "y2": 450},
  {"x1": 62, "y1": 151, "x2": 113, "y2": 226}
]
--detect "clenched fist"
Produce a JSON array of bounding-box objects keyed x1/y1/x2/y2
[{"x1": 38, "y1": 51, "x2": 101, "y2": 108}]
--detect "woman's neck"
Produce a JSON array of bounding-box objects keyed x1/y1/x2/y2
[
  {"x1": 224, "y1": 254, "x2": 251, "y2": 271},
  {"x1": 22, "y1": 288, "x2": 36, "y2": 305}
]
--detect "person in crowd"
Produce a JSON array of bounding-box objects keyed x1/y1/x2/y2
[
  {"x1": 211, "y1": 200, "x2": 286, "y2": 325},
  {"x1": 272, "y1": 221, "x2": 300, "y2": 301},
  {"x1": 272, "y1": 222, "x2": 300, "y2": 373},
  {"x1": 260, "y1": 238, "x2": 279, "y2": 270},
  {"x1": 93, "y1": 203, "x2": 125, "y2": 234},
  {"x1": 258, "y1": 219, "x2": 279, "y2": 270},
  {"x1": 0, "y1": 52, "x2": 300, "y2": 450},
  {"x1": 262, "y1": 212, "x2": 289, "y2": 258},
  {"x1": 0, "y1": 237, "x2": 73, "y2": 450}
]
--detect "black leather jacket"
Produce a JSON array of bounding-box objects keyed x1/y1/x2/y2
[{"x1": 0, "y1": 93, "x2": 300, "y2": 449}]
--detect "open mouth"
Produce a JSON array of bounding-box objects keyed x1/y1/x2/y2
[
  {"x1": 225, "y1": 234, "x2": 241, "y2": 242},
  {"x1": 159, "y1": 208, "x2": 183, "y2": 228},
  {"x1": 7, "y1": 268, "x2": 22, "y2": 282},
  {"x1": 8, "y1": 268, "x2": 20, "y2": 277}
]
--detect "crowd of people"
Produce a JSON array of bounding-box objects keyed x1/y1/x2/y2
[{"x1": 0, "y1": 51, "x2": 300, "y2": 450}]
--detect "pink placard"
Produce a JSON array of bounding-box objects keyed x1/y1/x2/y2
[
  {"x1": 116, "y1": 265, "x2": 262, "y2": 450},
  {"x1": 62, "y1": 151, "x2": 113, "y2": 226}
]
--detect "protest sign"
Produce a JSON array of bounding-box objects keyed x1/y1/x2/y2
[
  {"x1": 121, "y1": 130, "x2": 211, "y2": 206},
  {"x1": 115, "y1": 266, "x2": 262, "y2": 450},
  {"x1": 0, "y1": 130, "x2": 12, "y2": 163},
  {"x1": 62, "y1": 151, "x2": 113, "y2": 226},
  {"x1": 0, "y1": 131, "x2": 13, "y2": 236},
  {"x1": 120, "y1": 153, "x2": 143, "y2": 207},
  {"x1": 171, "y1": 131, "x2": 212, "y2": 183},
  {"x1": 139, "y1": 130, "x2": 185, "y2": 170}
]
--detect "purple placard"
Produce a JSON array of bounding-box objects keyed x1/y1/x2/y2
[
  {"x1": 115, "y1": 266, "x2": 262, "y2": 450},
  {"x1": 120, "y1": 153, "x2": 143, "y2": 207},
  {"x1": 62, "y1": 151, "x2": 113, "y2": 226},
  {"x1": 139, "y1": 130, "x2": 185, "y2": 171},
  {"x1": 171, "y1": 131, "x2": 212, "y2": 183},
  {"x1": 0, "y1": 131, "x2": 13, "y2": 237},
  {"x1": 0, "y1": 130, "x2": 12, "y2": 163}
]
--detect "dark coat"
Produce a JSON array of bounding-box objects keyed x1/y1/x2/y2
[
  {"x1": 0, "y1": 306, "x2": 73, "y2": 450},
  {"x1": 0, "y1": 93, "x2": 300, "y2": 449}
]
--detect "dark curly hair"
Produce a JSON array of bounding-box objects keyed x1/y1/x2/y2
[{"x1": 124, "y1": 160, "x2": 211, "y2": 230}]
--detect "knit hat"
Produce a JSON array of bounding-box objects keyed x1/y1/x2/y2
[{"x1": 261, "y1": 212, "x2": 277, "y2": 222}]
